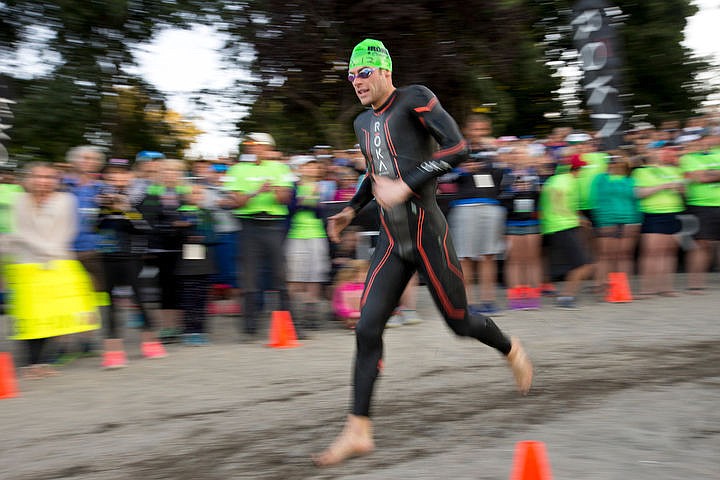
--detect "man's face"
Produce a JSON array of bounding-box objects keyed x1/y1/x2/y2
[
  {"x1": 660, "y1": 146, "x2": 682, "y2": 165},
  {"x1": 140, "y1": 160, "x2": 160, "y2": 181},
  {"x1": 243, "y1": 142, "x2": 272, "y2": 161},
  {"x1": 348, "y1": 66, "x2": 392, "y2": 108},
  {"x1": 193, "y1": 161, "x2": 212, "y2": 178},
  {"x1": 76, "y1": 151, "x2": 102, "y2": 174},
  {"x1": 299, "y1": 161, "x2": 321, "y2": 178},
  {"x1": 28, "y1": 166, "x2": 58, "y2": 195},
  {"x1": 464, "y1": 121, "x2": 492, "y2": 144},
  {"x1": 104, "y1": 168, "x2": 132, "y2": 189}
]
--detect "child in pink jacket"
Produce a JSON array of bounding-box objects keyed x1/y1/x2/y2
[{"x1": 332, "y1": 259, "x2": 369, "y2": 329}]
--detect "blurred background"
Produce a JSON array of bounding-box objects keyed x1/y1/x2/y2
[{"x1": 0, "y1": 0, "x2": 718, "y2": 162}]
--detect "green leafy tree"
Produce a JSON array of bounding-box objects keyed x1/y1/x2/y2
[
  {"x1": 0, "y1": 0, "x2": 221, "y2": 161},
  {"x1": 232, "y1": 0, "x2": 561, "y2": 151}
]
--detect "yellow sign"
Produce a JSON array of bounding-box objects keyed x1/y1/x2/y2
[{"x1": 4, "y1": 260, "x2": 100, "y2": 340}]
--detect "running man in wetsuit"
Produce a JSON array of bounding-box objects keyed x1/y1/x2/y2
[{"x1": 312, "y1": 39, "x2": 533, "y2": 467}]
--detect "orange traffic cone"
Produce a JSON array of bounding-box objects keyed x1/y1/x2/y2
[
  {"x1": 266, "y1": 311, "x2": 301, "y2": 349},
  {"x1": 509, "y1": 440, "x2": 552, "y2": 480},
  {"x1": 0, "y1": 352, "x2": 18, "y2": 400},
  {"x1": 605, "y1": 272, "x2": 633, "y2": 303}
]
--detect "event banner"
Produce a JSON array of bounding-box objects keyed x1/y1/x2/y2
[
  {"x1": 4, "y1": 259, "x2": 100, "y2": 340},
  {"x1": 571, "y1": 0, "x2": 625, "y2": 150}
]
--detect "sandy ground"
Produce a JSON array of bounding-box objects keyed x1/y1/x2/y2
[{"x1": 1, "y1": 276, "x2": 719, "y2": 480}]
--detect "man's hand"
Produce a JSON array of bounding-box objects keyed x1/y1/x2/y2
[
  {"x1": 327, "y1": 206, "x2": 356, "y2": 243},
  {"x1": 372, "y1": 175, "x2": 413, "y2": 210}
]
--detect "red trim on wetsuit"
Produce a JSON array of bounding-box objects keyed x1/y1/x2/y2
[
  {"x1": 413, "y1": 96, "x2": 438, "y2": 114},
  {"x1": 416, "y1": 208, "x2": 466, "y2": 320},
  {"x1": 361, "y1": 214, "x2": 395, "y2": 307},
  {"x1": 385, "y1": 117, "x2": 419, "y2": 198},
  {"x1": 443, "y1": 223, "x2": 464, "y2": 280},
  {"x1": 373, "y1": 90, "x2": 397, "y2": 116},
  {"x1": 432, "y1": 139, "x2": 467, "y2": 160},
  {"x1": 384, "y1": 116, "x2": 398, "y2": 159}
]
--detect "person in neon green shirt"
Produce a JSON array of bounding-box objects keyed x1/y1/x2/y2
[
  {"x1": 577, "y1": 150, "x2": 609, "y2": 213},
  {"x1": 0, "y1": 172, "x2": 23, "y2": 235},
  {"x1": 0, "y1": 168, "x2": 23, "y2": 316},
  {"x1": 539, "y1": 154, "x2": 594, "y2": 308},
  {"x1": 285, "y1": 155, "x2": 330, "y2": 330},
  {"x1": 679, "y1": 134, "x2": 720, "y2": 291},
  {"x1": 632, "y1": 142, "x2": 686, "y2": 297},
  {"x1": 226, "y1": 132, "x2": 297, "y2": 337}
]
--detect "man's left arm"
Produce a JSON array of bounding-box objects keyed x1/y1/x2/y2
[{"x1": 402, "y1": 85, "x2": 468, "y2": 192}]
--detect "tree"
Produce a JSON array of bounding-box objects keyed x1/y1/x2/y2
[
  {"x1": 231, "y1": 0, "x2": 562, "y2": 151},
  {"x1": 0, "y1": 0, "x2": 222, "y2": 161},
  {"x1": 108, "y1": 83, "x2": 204, "y2": 159},
  {"x1": 231, "y1": 0, "x2": 714, "y2": 149}
]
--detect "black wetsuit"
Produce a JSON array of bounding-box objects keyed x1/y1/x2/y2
[{"x1": 348, "y1": 85, "x2": 512, "y2": 417}]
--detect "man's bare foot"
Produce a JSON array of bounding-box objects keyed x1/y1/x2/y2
[
  {"x1": 312, "y1": 414, "x2": 375, "y2": 466},
  {"x1": 507, "y1": 337, "x2": 533, "y2": 395}
]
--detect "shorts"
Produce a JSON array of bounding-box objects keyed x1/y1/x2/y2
[
  {"x1": 641, "y1": 213, "x2": 682, "y2": 235},
  {"x1": 579, "y1": 209, "x2": 597, "y2": 227},
  {"x1": 448, "y1": 203, "x2": 505, "y2": 258},
  {"x1": 506, "y1": 222, "x2": 540, "y2": 236},
  {"x1": 286, "y1": 237, "x2": 330, "y2": 283},
  {"x1": 545, "y1": 227, "x2": 592, "y2": 278},
  {"x1": 76, "y1": 250, "x2": 106, "y2": 292},
  {"x1": 686, "y1": 205, "x2": 720, "y2": 240},
  {"x1": 594, "y1": 223, "x2": 641, "y2": 238}
]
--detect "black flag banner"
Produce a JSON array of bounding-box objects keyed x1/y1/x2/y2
[{"x1": 571, "y1": 0, "x2": 625, "y2": 150}]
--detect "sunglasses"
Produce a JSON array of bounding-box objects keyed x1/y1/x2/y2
[{"x1": 347, "y1": 67, "x2": 376, "y2": 83}]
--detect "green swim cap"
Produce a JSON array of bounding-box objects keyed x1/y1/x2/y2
[{"x1": 348, "y1": 39, "x2": 392, "y2": 72}]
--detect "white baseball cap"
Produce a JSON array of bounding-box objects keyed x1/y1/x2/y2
[
  {"x1": 290, "y1": 155, "x2": 318, "y2": 167},
  {"x1": 243, "y1": 132, "x2": 276, "y2": 147}
]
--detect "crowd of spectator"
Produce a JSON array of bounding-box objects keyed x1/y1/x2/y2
[{"x1": 0, "y1": 112, "x2": 718, "y2": 376}]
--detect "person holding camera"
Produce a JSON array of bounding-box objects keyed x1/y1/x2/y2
[{"x1": 97, "y1": 158, "x2": 166, "y2": 368}]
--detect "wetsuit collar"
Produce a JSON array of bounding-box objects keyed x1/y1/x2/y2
[{"x1": 373, "y1": 88, "x2": 397, "y2": 113}]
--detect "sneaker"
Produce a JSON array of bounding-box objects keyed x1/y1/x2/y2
[
  {"x1": 468, "y1": 304, "x2": 483, "y2": 315},
  {"x1": 183, "y1": 333, "x2": 210, "y2": 346},
  {"x1": 555, "y1": 296, "x2": 579, "y2": 310},
  {"x1": 507, "y1": 337, "x2": 533, "y2": 395},
  {"x1": 386, "y1": 314, "x2": 404, "y2": 328},
  {"x1": 141, "y1": 341, "x2": 167, "y2": 359},
  {"x1": 399, "y1": 309, "x2": 423, "y2": 325},
  {"x1": 481, "y1": 302, "x2": 503, "y2": 315},
  {"x1": 126, "y1": 311, "x2": 144, "y2": 329},
  {"x1": 471, "y1": 303, "x2": 502, "y2": 316},
  {"x1": 158, "y1": 328, "x2": 181, "y2": 344},
  {"x1": 522, "y1": 296, "x2": 542, "y2": 310},
  {"x1": 53, "y1": 351, "x2": 83, "y2": 366},
  {"x1": 101, "y1": 351, "x2": 128, "y2": 369},
  {"x1": 541, "y1": 283, "x2": 557, "y2": 297}
]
